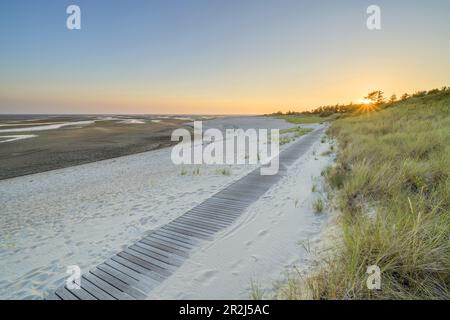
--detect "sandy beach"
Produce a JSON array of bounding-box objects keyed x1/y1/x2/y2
[
  {"x1": 147, "y1": 133, "x2": 333, "y2": 299},
  {"x1": 0, "y1": 116, "x2": 335, "y2": 300}
]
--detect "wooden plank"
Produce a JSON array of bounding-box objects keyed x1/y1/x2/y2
[
  {"x1": 176, "y1": 215, "x2": 229, "y2": 229},
  {"x1": 129, "y1": 245, "x2": 181, "y2": 271},
  {"x1": 133, "y1": 242, "x2": 184, "y2": 266},
  {"x1": 100, "y1": 261, "x2": 158, "y2": 290},
  {"x1": 204, "y1": 195, "x2": 246, "y2": 204},
  {"x1": 145, "y1": 233, "x2": 193, "y2": 251},
  {"x1": 55, "y1": 287, "x2": 79, "y2": 300},
  {"x1": 197, "y1": 202, "x2": 245, "y2": 212},
  {"x1": 183, "y1": 212, "x2": 236, "y2": 225},
  {"x1": 219, "y1": 189, "x2": 263, "y2": 196},
  {"x1": 86, "y1": 271, "x2": 136, "y2": 300},
  {"x1": 212, "y1": 195, "x2": 254, "y2": 203},
  {"x1": 174, "y1": 215, "x2": 225, "y2": 230},
  {"x1": 118, "y1": 251, "x2": 172, "y2": 278},
  {"x1": 125, "y1": 247, "x2": 178, "y2": 271},
  {"x1": 183, "y1": 214, "x2": 233, "y2": 227},
  {"x1": 191, "y1": 205, "x2": 241, "y2": 217},
  {"x1": 154, "y1": 229, "x2": 199, "y2": 245},
  {"x1": 186, "y1": 207, "x2": 237, "y2": 222},
  {"x1": 140, "y1": 236, "x2": 191, "y2": 257},
  {"x1": 186, "y1": 208, "x2": 237, "y2": 220},
  {"x1": 110, "y1": 256, "x2": 165, "y2": 283},
  {"x1": 65, "y1": 286, "x2": 97, "y2": 300},
  {"x1": 201, "y1": 198, "x2": 248, "y2": 210},
  {"x1": 203, "y1": 198, "x2": 249, "y2": 207},
  {"x1": 163, "y1": 223, "x2": 215, "y2": 239},
  {"x1": 168, "y1": 221, "x2": 219, "y2": 236},
  {"x1": 147, "y1": 232, "x2": 195, "y2": 250},
  {"x1": 169, "y1": 219, "x2": 220, "y2": 234},
  {"x1": 79, "y1": 275, "x2": 116, "y2": 300},
  {"x1": 162, "y1": 224, "x2": 213, "y2": 240},
  {"x1": 217, "y1": 192, "x2": 260, "y2": 200}
]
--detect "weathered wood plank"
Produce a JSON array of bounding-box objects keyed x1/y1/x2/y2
[
  {"x1": 79, "y1": 275, "x2": 116, "y2": 300},
  {"x1": 147, "y1": 232, "x2": 195, "y2": 250},
  {"x1": 65, "y1": 286, "x2": 97, "y2": 300},
  {"x1": 133, "y1": 242, "x2": 184, "y2": 266},
  {"x1": 100, "y1": 261, "x2": 158, "y2": 290},
  {"x1": 55, "y1": 287, "x2": 78, "y2": 300},
  {"x1": 162, "y1": 224, "x2": 213, "y2": 240},
  {"x1": 143, "y1": 234, "x2": 192, "y2": 253},
  {"x1": 110, "y1": 255, "x2": 165, "y2": 283},
  {"x1": 86, "y1": 271, "x2": 135, "y2": 300},
  {"x1": 118, "y1": 251, "x2": 172, "y2": 277}
]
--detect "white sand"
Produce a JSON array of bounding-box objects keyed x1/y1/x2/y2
[
  {"x1": 0, "y1": 116, "x2": 301, "y2": 299},
  {"x1": 147, "y1": 132, "x2": 333, "y2": 299}
]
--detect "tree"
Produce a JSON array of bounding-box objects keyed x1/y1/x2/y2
[
  {"x1": 389, "y1": 94, "x2": 397, "y2": 103},
  {"x1": 401, "y1": 93, "x2": 409, "y2": 101},
  {"x1": 365, "y1": 90, "x2": 385, "y2": 105}
]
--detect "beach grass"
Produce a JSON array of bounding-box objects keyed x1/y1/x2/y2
[
  {"x1": 276, "y1": 114, "x2": 337, "y2": 124},
  {"x1": 312, "y1": 198, "x2": 324, "y2": 214},
  {"x1": 218, "y1": 167, "x2": 231, "y2": 176},
  {"x1": 280, "y1": 127, "x2": 313, "y2": 136},
  {"x1": 249, "y1": 279, "x2": 265, "y2": 300},
  {"x1": 279, "y1": 90, "x2": 450, "y2": 299}
]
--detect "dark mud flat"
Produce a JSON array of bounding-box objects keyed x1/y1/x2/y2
[{"x1": 0, "y1": 116, "x2": 191, "y2": 180}]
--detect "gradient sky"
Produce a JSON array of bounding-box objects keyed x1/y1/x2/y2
[{"x1": 1, "y1": 0, "x2": 449, "y2": 114}]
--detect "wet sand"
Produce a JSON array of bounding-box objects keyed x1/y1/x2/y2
[
  {"x1": 0, "y1": 115, "x2": 195, "y2": 180},
  {"x1": 0, "y1": 116, "x2": 298, "y2": 299}
]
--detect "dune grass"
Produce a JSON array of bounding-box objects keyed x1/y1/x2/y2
[
  {"x1": 312, "y1": 198, "x2": 324, "y2": 214},
  {"x1": 218, "y1": 167, "x2": 231, "y2": 176},
  {"x1": 279, "y1": 90, "x2": 450, "y2": 299},
  {"x1": 280, "y1": 127, "x2": 313, "y2": 136},
  {"x1": 278, "y1": 127, "x2": 313, "y2": 145},
  {"x1": 276, "y1": 114, "x2": 336, "y2": 124}
]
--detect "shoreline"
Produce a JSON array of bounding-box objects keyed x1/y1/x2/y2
[{"x1": 0, "y1": 116, "x2": 301, "y2": 299}]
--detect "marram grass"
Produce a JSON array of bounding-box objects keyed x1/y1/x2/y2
[{"x1": 278, "y1": 90, "x2": 450, "y2": 299}]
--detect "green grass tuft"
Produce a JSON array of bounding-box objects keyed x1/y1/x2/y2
[{"x1": 312, "y1": 198, "x2": 324, "y2": 213}]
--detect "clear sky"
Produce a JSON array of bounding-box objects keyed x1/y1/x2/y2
[{"x1": 1, "y1": 0, "x2": 449, "y2": 114}]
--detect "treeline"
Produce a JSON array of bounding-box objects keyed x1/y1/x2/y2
[{"x1": 269, "y1": 86, "x2": 450, "y2": 117}]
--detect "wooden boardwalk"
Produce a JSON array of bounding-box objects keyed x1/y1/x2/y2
[{"x1": 47, "y1": 126, "x2": 325, "y2": 300}]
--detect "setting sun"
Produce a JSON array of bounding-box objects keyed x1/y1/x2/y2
[{"x1": 359, "y1": 98, "x2": 373, "y2": 105}]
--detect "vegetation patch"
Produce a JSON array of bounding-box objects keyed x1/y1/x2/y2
[{"x1": 276, "y1": 88, "x2": 450, "y2": 299}]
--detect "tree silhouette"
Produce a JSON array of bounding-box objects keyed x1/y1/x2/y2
[{"x1": 365, "y1": 91, "x2": 385, "y2": 105}]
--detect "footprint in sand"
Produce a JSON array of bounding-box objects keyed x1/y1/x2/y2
[
  {"x1": 230, "y1": 260, "x2": 242, "y2": 276},
  {"x1": 196, "y1": 269, "x2": 218, "y2": 285},
  {"x1": 258, "y1": 229, "x2": 269, "y2": 237}
]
